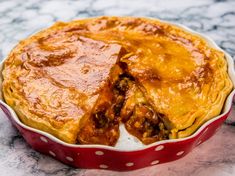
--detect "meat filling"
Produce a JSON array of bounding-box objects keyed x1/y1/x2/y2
[
  {"x1": 77, "y1": 64, "x2": 169, "y2": 146},
  {"x1": 125, "y1": 103, "x2": 169, "y2": 144},
  {"x1": 77, "y1": 70, "x2": 133, "y2": 146}
]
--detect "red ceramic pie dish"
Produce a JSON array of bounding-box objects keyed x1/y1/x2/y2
[{"x1": 0, "y1": 18, "x2": 234, "y2": 171}]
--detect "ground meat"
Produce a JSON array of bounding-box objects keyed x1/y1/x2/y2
[
  {"x1": 93, "y1": 109, "x2": 109, "y2": 129},
  {"x1": 113, "y1": 95, "x2": 125, "y2": 116},
  {"x1": 125, "y1": 103, "x2": 169, "y2": 144}
]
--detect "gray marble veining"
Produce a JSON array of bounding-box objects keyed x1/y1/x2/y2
[{"x1": 0, "y1": 0, "x2": 235, "y2": 175}]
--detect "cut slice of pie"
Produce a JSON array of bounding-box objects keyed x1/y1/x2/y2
[{"x1": 3, "y1": 33, "x2": 124, "y2": 144}]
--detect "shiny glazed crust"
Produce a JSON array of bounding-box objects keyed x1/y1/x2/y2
[{"x1": 2, "y1": 16, "x2": 233, "y2": 146}]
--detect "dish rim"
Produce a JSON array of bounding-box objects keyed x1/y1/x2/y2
[{"x1": 0, "y1": 16, "x2": 234, "y2": 152}]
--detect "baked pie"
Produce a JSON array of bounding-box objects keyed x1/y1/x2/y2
[{"x1": 2, "y1": 16, "x2": 232, "y2": 146}]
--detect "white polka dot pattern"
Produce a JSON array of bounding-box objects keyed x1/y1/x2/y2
[
  {"x1": 40, "y1": 136, "x2": 48, "y2": 143},
  {"x1": 99, "y1": 164, "x2": 108, "y2": 169},
  {"x1": 176, "y1": 151, "x2": 184, "y2": 156},
  {"x1": 197, "y1": 140, "x2": 202, "y2": 146},
  {"x1": 95, "y1": 151, "x2": 104, "y2": 155},
  {"x1": 151, "y1": 160, "x2": 160, "y2": 165},
  {"x1": 155, "y1": 145, "x2": 164, "y2": 151},
  {"x1": 126, "y1": 162, "x2": 134, "y2": 167},
  {"x1": 66, "y1": 156, "x2": 74, "y2": 162},
  {"x1": 203, "y1": 128, "x2": 208, "y2": 134},
  {"x1": 49, "y1": 151, "x2": 56, "y2": 157}
]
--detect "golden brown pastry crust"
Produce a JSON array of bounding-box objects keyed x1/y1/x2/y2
[{"x1": 2, "y1": 16, "x2": 232, "y2": 145}]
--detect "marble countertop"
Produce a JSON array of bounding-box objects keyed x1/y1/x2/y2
[{"x1": 0, "y1": 0, "x2": 235, "y2": 175}]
